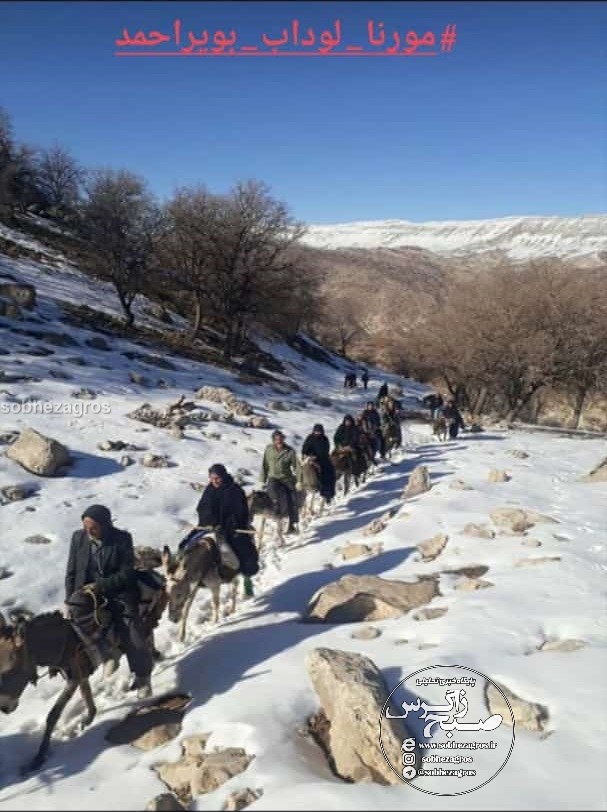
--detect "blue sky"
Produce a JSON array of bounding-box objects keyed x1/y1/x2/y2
[{"x1": 1, "y1": 1, "x2": 605, "y2": 223}]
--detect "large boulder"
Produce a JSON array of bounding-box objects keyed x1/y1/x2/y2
[
  {"x1": 403, "y1": 466, "x2": 431, "y2": 498},
  {"x1": 484, "y1": 680, "x2": 549, "y2": 732},
  {"x1": 489, "y1": 507, "x2": 534, "y2": 533},
  {"x1": 305, "y1": 647, "x2": 418, "y2": 784},
  {"x1": 5, "y1": 428, "x2": 71, "y2": 476},
  {"x1": 303, "y1": 574, "x2": 439, "y2": 623},
  {"x1": 417, "y1": 533, "x2": 448, "y2": 561}
]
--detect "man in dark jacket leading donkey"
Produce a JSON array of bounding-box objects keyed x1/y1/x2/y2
[{"x1": 64, "y1": 504, "x2": 153, "y2": 698}]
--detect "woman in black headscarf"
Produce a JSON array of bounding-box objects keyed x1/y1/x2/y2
[
  {"x1": 195, "y1": 464, "x2": 259, "y2": 576},
  {"x1": 302, "y1": 424, "x2": 336, "y2": 503}
]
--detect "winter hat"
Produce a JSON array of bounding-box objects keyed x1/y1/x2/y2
[
  {"x1": 272, "y1": 430, "x2": 285, "y2": 440},
  {"x1": 313, "y1": 424, "x2": 324, "y2": 432},
  {"x1": 343, "y1": 414, "x2": 354, "y2": 424},
  {"x1": 81, "y1": 504, "x2": 112, "y2": 527},
  {"x1": 208, "y1": 463, "x2": 228, "y2": 479}
]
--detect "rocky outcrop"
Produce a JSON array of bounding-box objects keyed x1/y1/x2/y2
[
  {"x1": 305, "y1": 647, "x2": 418, "y2": 784},
  {"x1": 5, "y1": 428, "x2": 71, "y2": 476},
  {"x1": 417, "y1": 533, "x2": 449, "y2": 561},
  {"x1": 403, "y1": 465, "x2": 431, "y2": 498},
  {"x1": 303, "y1": 574, "x2": 440, "y2": 623},
  {"x1": 105, "y1": 693, "x2": 191, "y2": 751},
  {"x1": 485, "y1": 680, "x2": 549, "y2": 732}
]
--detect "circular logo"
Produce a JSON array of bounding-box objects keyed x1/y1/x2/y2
[{"x1": 379, "y1": 664, "x2": 515, "y2": 796}]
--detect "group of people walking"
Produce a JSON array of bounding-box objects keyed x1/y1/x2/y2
[
  {"x1": 343, "y1": 368, "x2": 370, "y2": 389},
  {"x1": 423, "y1": 392, "x2": 466, "y2": 438}
]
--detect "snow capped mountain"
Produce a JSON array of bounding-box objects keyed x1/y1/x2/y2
[{"x1": 301, "y1": 215, "x2": 607, "y2": 262}]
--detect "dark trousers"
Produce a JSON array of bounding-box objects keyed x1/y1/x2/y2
[
  {"x1": 267, "y1": 478, "x2": 299, "y2": 526},
  {"x1": 110, "y1": 603, "x2": 152, "y2": 678}
]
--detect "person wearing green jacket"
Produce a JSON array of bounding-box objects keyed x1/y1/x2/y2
[{"x1": 260, "y1": 430, "x2": 301, "y2": 534}]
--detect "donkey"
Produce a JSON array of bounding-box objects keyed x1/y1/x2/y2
[
  {"x1": 161, "y1": 527, "x2": 243, "y2": 643},
  {"x1": 331, "y1": 448, "x2": 355, "y2": 497},
  {"x1": 432, "y1": 415, "x2": 448, "y2": 442},
  {"x1": 247, "y1": 489, "x2": 303, "y2": 549},
  {"x1": 299, "y1": 456, "x2": 325, "y2": 523}
]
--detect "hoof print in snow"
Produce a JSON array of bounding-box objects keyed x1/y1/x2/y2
[{"x1": 484, "y1": 680, "x2": 549, "y2": 732}]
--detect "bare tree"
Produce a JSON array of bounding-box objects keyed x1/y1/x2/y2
[
  {"x1": 36, "y1": 144, "x2": 84, "y2": 219},
  {"x1": 77, "y1": 169, "x2": 159, "y2": 327}
]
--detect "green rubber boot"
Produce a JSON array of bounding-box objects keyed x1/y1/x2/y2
[{"x1": 243, "y1": 576, "x2": 254, "y2": 598}]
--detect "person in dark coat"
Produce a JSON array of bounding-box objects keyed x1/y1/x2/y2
[
  {"x1": 302, "y1": 424, "x2": 336, "y2": 503},
  {"x1": 195, "y1": 463, "x2": 259, "y2": 576},
  {"x1": 334, "y1": 414, "x2": 361, "y2": 449},
  {"x1": 441, "y1": 399, "x2": 465, "y2": 439},
  {"x1": 64, "y1": 504, "x2": 152, "y2": 696},
  {"x1": 361, "y1": 369, "x2": 369, "y2": 390},
  {"x1": 360, "y1": 401, "x2": 383, "y2": 460},
  {"x1": 376, "y1": 381, "x2": 389, "y2": 405}
]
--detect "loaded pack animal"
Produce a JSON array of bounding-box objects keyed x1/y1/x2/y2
[
  {"x1": 161, "y1": 525, "x2": 253, "y2": 642},
  {"x1": 330, "y1": 447, "x2": 357, "y2": 496},
  {"x1": 0, "y1": 571, "x2": 167, "y2": 774}
]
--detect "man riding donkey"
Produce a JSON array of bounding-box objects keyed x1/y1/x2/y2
[
  {"x1": 260, "y1": 430, "x2": 301, "y2": 535},
  {"x1": 380, "y1": 396, "x2": 403, "y2": 455},
  {"x1": 360, "y1": 400, "x2": 384, "y2": 462},
  {"x1": 64, "y1": 504, "x2": 153, "y2": 699}
]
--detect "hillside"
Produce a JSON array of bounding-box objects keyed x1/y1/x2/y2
[{"x1": 0, "y1": 222, "x2": 606, "y2": 811}]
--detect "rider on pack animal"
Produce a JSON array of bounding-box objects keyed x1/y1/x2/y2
[
  {"x1": 193, "y1": 463, "x2": 259, "y2": 577},
  {"x1": 301, "y1": 423, "x2": 336, "y2": 505},
  {"x1": 64, "y1": 504, "x2": 152, "y2": 697},
  {"x1": 260, "y1": 430, "x2": 301, "y2": 535}
]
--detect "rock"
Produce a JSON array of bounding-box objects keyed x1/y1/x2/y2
[
  {"x1": 340, "y1": 543, "x2": 373, "y2": 560},
  {"x1": 155, "y1": 760, "x2": 194, "y2": 802},
  {"x1": 142, "y1": 453, "x2": 170, "y2": 468},
  {"x1": 351, "y1": 626, "x2": 382, "y2": 640},
  {"x1": 488, "y1": 469, "x2": 511, "y2": 483},
  {"x1": 25, "y1": 345, "x2": 54, "y2": 356},
  {"x1": 120, "y1": 455, "x2": 135, "y2": 467},
  {"x1": 222, "y1": 788, "x2": 263, "y2": 811},
  {"x1": 129, "y1": 372, "x2": 148, "y2": 386},
  {"x1": 523, "y1": 510, "x2": 558, "y2": 524},
  {"x1": 65, "y1": 355, "x2": 88, "y2": 366},
  {"x1": 195, "y1": 386, "x2": 234, "y2": 404},
  {"x1": 417, "y1": 533, "x2": 449, "y2": 562},
  {"x1": 312, "y1": 396, "x2": 332, "y2": 407},
  {"x1": 6, "y1": 428, "x2": 71, "y2": 476},
  {"x1": 42, "y1": 331, "x2": 79, "y2": 347},
  {"x1": 362, "y1": 518, "x2": 387, "y2": 536},
  {"x1": 489, "y1": 508, "x2": 534, "y2": 533},
  {"x1": 158, "y1": 379, "x2": 170, "y2": 389},
  {"x1": 0, "y1": 297, "x2": 23, "y2": 319},
  {"x1": 267, "y1": 400, "x2": 289, "y2": 411},
  {"x1": 514, "y1": 556, "x2": 561, "y2": 568},
  {"x1": 468, "y1": 423, "x2": 483, "y2": 433},
  {"x1": 403, "y1": 466, "x2": 431, "y2": 498},
  {"x1": 247, "y1": 415, "x2": 269, "y2": 429},
  {"x1": 71, "y1": 387, "x2": 97, "y2": 400},
  {"x1": 0, "y1": 280, "x2": 36, "y2": 309},
  {"x1": 510, "y1": 450, "x2": 530, "y2": 459},
  {"x1": 85, "y1": 336, "x2": 111, "y2": 351},
  {"x1": 582, "y1": 457, "x2": 607, "y2": 482},
  {"x1": 97, "y1": 440, "x2": 133, "y2": 451},
  {"x1": 463, "y1": 523, "x2": 495, "y2": 539},
  {"x1": 190, "y1": 749, "x2": 254, "y2": 797},
  {"x1": 521, "y1": 539, "x2": 542, "y2": 547},
  {"x1": 485, "y1": 680, "x2": 549, "y2": 732},
  {"x1": 305, "y1": 647, "x2": 417, "y2": 784},
  {"x1": 0, "y1": 484, "x2": 32, "y2": 504},
  {"x1": 170, "y1": 426, "x2": 184, "y2": 440},
  {"x1": 449, "y1": 479, "x2": 473, "y2": 490},
  {"x1": 146, "y1": 793, "x2": 186, "y2": 811},
  {"x1": 228, "y1": 399, "x2": 254, "y2": 417},
  {"x1": 0, "y1": 567, "x2": 13, "y2": 580},
  {"x1": 443, "y1": 564, "x2": 489, "y2": 578},
  {"x1": 539, "y1": 638, "x2": 587, "y2": 653},
  {"x1": 181, "y1": 733, "x2": 211, "y2": 761},
  {"x1": 106, "y1": 693, "x2": 190, "y2": 751},
  {"x1": 0, "y1": 431, "x2": 19, "y2": 445},
  {"x1": 303, "y1": 574, "x2": 440, "y2": 623},
  {"x1": 453, "y1": 577, "x2": 493, "y2": 591},
  {"x1": 24, "y1": 534, "x2": 52, "y2": 545},
  {"x1": 49, "y1": 368, "x2": 72, "y2": 380},
  {"x1": 413, "y1": 606, "x2": 448, "y2": 621}
]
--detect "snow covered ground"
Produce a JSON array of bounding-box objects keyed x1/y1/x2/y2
[{"x1": 0, "y1": 249, "x2": 606, "y2": 810}]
